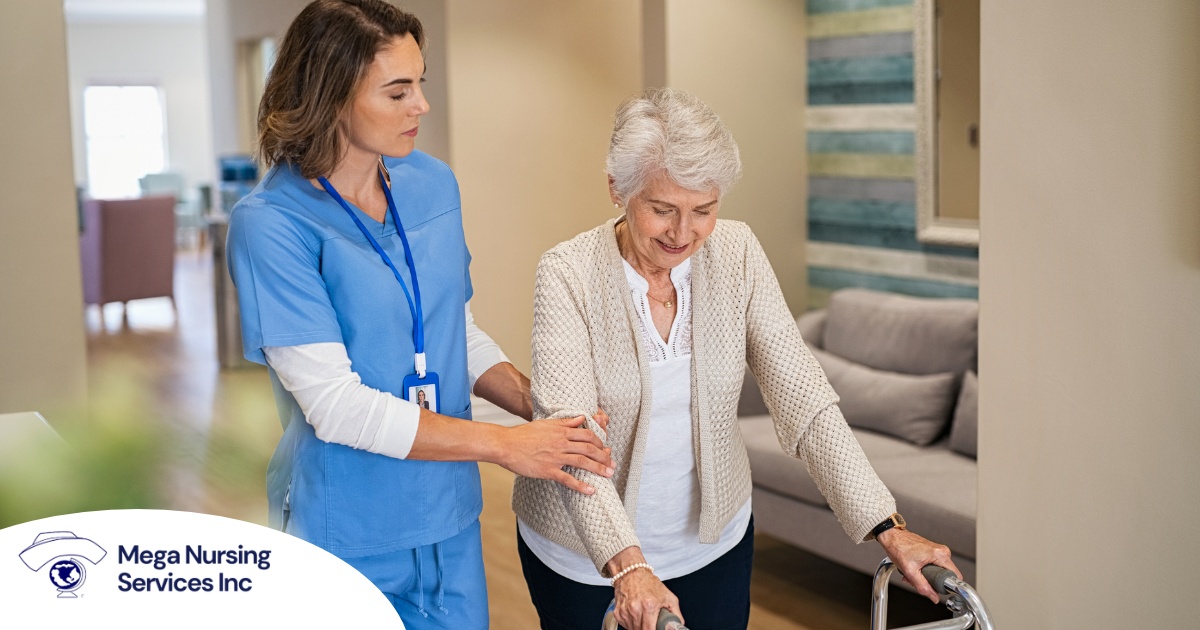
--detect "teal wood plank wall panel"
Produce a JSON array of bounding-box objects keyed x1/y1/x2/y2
[
  {"x1": 808, "y1": 223, "x2": 979, "y2": 259},
  {"x1": 809, "y1": 267, "x2": 979, "y2": 300},
  {"x1": 809, "y1": 84, "x2": 913, "y2": 106},
  {"x1": 808, "y1": 32, "x2": 913, "y2": 60},
  {"x1": 805, "y1": 0, "x2": 977, "y2": 308},
  {"x1": 808, "y1": 55, "x2": 914, "y2": 86},
  {"x1": 808, "y1": 131, "x2": 914, "y2": 154},
  {"x1": 809, "y1": 198, "x2": 916, "y2": 230},
  {"x1": 808, "y1": 55, "x2": 914, "y2": 105},
  {"x1": 808, "y1": 0, "x2": 914, "y2": 14},
  {"x1": 810, "y1": 176, "x2": 914, "y2": 202}
]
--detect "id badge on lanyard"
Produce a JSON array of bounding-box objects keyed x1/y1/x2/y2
[
  {"x1": 402, "y1": 371, "x2": 440, "y2": 414},
  {"x1": 319, "y1": 167, "x2": 440, "y2": 412}
]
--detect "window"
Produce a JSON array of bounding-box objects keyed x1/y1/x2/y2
[{"x1": 83, "y1": 85, "x2": 167, "y2": 199}]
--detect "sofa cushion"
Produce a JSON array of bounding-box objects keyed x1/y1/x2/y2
[
  {"x1": 862, "y1": 431, "x2": 977, "y2": 559},
  {"x1": 823, "y1": 289, "x2": 978, "y2": 376},
  {"x1": 796, "y1": 309, "x2": 826, "y2": 349},
  {"x1": 812, "y1": 348, "x2": 958, "y2": 446},
  {"x1": 737, "y1": 370, "x2": 767, "y2": 418},
  {"x1": 948, "y1": 370, "x2": 979, "y2": 459},
  {"x1": 739, "y1": 416, "x2": 977, "y2": 559},
  {"x1": 739, "y1": 415, "x2": 827, "y2": 507}
]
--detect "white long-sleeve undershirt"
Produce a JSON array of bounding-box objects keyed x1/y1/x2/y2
[{"x1": 263, "y1": 303, "x2": 510, "y2": 459}]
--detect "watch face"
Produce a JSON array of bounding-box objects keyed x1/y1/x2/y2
[{"x1": 894, "y1": 514, "x2": 906, "y2": 528}]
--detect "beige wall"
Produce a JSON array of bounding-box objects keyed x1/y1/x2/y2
[
  {"x1": 978, "y1": 1, "x2": 1200, "y2": 626},
  {"x1": 445, "y1": 0, "x2": 643, "y2": 371},
  {"x1": 0, "y1": 1, "x2": 88, "y2": 417},
  {"x1": 653, "y1": 0, "x2": 808, "y2": 312}
]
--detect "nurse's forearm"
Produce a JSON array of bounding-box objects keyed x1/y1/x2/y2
[
  {"x1": 407, "y1": 410, "x2": 615, "y2": 495},
  {"x1": 406, "y1": 409, "x2": 510, "y2": 461},
  {"x1": 472, "y1": 362, "x2": 533, "y2": 421}
]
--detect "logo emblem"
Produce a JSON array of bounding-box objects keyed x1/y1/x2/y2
[{"x1": 18, "y1": 531, "x2": 107, "y2": 598}]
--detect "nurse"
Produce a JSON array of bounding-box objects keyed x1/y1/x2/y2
[{"x1": 226, "y1": 1, "x2": 614, "y2": 626}]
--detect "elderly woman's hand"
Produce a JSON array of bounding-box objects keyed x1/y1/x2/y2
[
  {"x1": 607, "y1": 547, "x2": 683, "y2": 630},
  {"x1": 876, "y1": 528, "x2": 961, "y2": 604}
]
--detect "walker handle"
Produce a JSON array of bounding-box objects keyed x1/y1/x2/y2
[
  {"x1": 920, "y1": 564, "x2": 959, "y2": 597},
  {"x1": 656, "y1": 608, "x2": 687, "y2": 630},
  {"x1": 601, "y1": 600, "x2": 688, "y2": 630}
]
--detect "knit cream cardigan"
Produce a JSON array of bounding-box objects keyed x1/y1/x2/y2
[{"x1": 512, "y1": 218, "x2": 896, "y2": 574}]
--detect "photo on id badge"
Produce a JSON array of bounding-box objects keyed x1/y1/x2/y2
[{"x1": 409, "y1": 384, "x2": 437, "y2": 412}]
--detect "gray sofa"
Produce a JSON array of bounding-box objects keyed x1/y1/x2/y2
[{"x1": 738, "y1": 288, "x2": 980, "y2": 583}]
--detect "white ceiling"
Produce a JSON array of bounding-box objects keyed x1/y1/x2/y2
[{"x1": 63, "y1": 0, "x2": 206, "y2": 23}]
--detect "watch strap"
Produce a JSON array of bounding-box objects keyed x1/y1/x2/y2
[{"x1": 867, "y1": 513, "x2": 906, "y2": 541}]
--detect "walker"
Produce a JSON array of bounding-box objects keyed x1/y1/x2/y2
[
  {"x1": 599, "y1": 558, "x2": 994, "y2": 630},
  {"x1": 871, "y1": 559, "x2": 995, "y2": 630}
]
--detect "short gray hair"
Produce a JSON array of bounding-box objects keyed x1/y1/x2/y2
[{"x1": 606, "y1": 88, "x2": 742, "y2": 204}]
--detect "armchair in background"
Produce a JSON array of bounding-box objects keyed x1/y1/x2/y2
[{"x1": 79, "y1": 195, "x2": 177, "y2": 328}]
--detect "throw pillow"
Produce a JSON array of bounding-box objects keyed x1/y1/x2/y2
[
  {"x1": 822, "y1": 289, "x2": 978, "y2": 376},
  {"x1": 948, "y1": 370, "x2": 979, "y2": 458},
  {"x1": 811, "y1": 347, "x2": 959, "y2": 446}
]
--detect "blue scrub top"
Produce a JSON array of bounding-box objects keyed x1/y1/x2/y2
[{"x1": 227, "y1": 152, "x2": 482, "y2": 557}]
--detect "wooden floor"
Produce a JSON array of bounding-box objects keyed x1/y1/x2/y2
[{"x1": 82, "y1": 247, "x2": 943, "y2": 629}]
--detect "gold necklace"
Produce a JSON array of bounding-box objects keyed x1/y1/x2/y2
[{"x1": 645, "y1": 290, "x2": 675, "y2": 309}]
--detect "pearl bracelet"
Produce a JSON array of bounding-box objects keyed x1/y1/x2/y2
[{"x1": 610, "y1": 562, "x2": 653, "y2": 586}]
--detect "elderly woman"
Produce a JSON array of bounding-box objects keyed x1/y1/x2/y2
[{"x1": 512, "y1": 88, "x2": 959, "y2": 630}]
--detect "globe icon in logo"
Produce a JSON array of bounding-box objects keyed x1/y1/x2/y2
[
  {"x1": 48, "y1": 558, "x2": 86, "y2": 597},
  {"x1": 18, "y1": 531, "x2": 107, "y2": 598}
]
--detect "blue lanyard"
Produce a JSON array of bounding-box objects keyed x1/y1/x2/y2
[{"x1": 319, "y1": 169, "x2": 428, "y2": 376}]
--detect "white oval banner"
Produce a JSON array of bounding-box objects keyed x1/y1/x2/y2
[{"x1": 0, "y1": 509, "x2": 403, "y2": 627}]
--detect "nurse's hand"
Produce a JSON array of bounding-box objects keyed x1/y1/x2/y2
[{"x1": 496, "y1": 416, "x2": 614, "y2": 495}]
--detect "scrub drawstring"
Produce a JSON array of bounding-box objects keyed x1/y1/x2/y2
[
  {"x1": 414, "y1": 547, "x2": 429, "y2": 618},
  {"x1": 434, "y1": 541, "x2": 449, "y2": 615},
  {"x1": 412, "y1": 542, "x2": 448, "y2": 618}
]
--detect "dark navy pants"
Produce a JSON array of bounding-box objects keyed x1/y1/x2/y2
[{"x1": 518, "y1": 516, "x2": 755, "y2": 630}]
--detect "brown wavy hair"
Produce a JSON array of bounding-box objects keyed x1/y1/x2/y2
[{"x1": 256, "y1": 0, "x2": 424, "y2": 179}]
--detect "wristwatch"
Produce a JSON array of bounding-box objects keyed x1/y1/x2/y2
[{"x1": 866, "y1": 513, "x2": 906, "y2": 541}]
